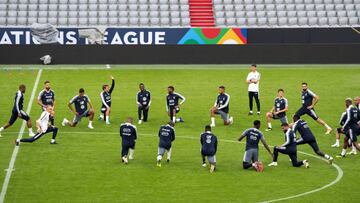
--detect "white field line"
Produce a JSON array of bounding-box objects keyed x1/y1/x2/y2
[
  {"x1": 2, "y1": 130, "x2": 343, "y2": 202},
  {"x1": 0, "y1": 69, "x2": 42, "y2": 203}
]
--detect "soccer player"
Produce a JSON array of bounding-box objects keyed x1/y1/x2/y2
[
  {"x1": 238, "y1": 120, "x2": 272, "y2": 172},
  {"x1": 16, "y1": 106, "x2": 58, "y2": 145},
  {"x1": 99, "y1": 76, "x2": 115, "y2": 124},
  {"x1": 200, "y1": 125, "x2": 218, "y2": 173},
  {"x1": 62, "y1": 88, "x2": 94, "y2": 129},
  {"x1": 268, "y1": 123, "x2": 309, "y2": 168},
  {"x1": 331, "y1": 111, "x2": 347, "y2": 148},
  {"x1": 37, "y1": 80, "x2": 55, "y2": 125},
  {"x1": 210, "y1": 86, "x2": 233, "y2": 127},
  {"x1": 156, "y1": 122, "x2": 175, "y2": 167},
  {"x1": 166, "y1": 86, "x2": 185, "y2": 123},
  {"x1": 292, "y1": 115, "x2": 333, "y2": 164},
  {"x1": 338, "y1": 98, "x2": 360, "y2": 158},
  {"x1": 246, "y1": 64, "x2": 261, "y2": 115},
  {"x1": 0, "y1": 84, "x2": 35, "y2": 137},
  {"x1": 137, "y1": 83, "x2": 151, "y2": 124},
  {"x1": 120, "y1": 117, "x2": 137, "y2": 164},
  {"x1": 265, "y1": 89, "x2": 288, "y2": 131},
  {"x1": 295, "y1": 82, "x2": 332, "y2": 134},
  {"x1": 355, "y1": 96, "x2": 360, "y2": 109}
]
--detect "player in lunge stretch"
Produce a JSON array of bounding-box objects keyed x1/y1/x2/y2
[
  {"x1": 268, "y1": 123, "x2": 309, "y2": 168},
  {"x1": 16, "y1": 106, "x2": 58, "y2": 145},
  {"x1": 0, "y1": 84, "x2": 35, "y2": 137},
  {"x1": 238, "y1": 120, "x2": 272, "y2": 172},
  {"x1": 265, "y1": 89, "x2": 288, "y2": 131},
  {"x1": 120, "y1": 117, "x2": 137, "y2": 164},
  {"x1": 295, "y1": 82, "x2": 332, "y2": 134},
  {"x1": 62, "y1": 88, "x2": 94, "y2": 129},
  {"x1": 292, "y1": 115, "x2": 333, "y2": 164},
  {"x1": 200, "y1": 125, "x2": 218, "y2": 173},
  {"x1": 99, "y1": 76, "x2": 115, "y2": 124},
  {"x1": 156, "y1": 122, "x2": 175, "y2": 167},
  {"x1": 137, "y1": 83, "x2": 151, "y2": 124},
  {"x1": 210, "y1": 86, "x2": 233, "y2": 127},
  {"x1": 166, "y1": 86, "x2": 185, "y2": 123}
]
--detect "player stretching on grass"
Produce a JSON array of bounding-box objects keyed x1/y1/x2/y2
[
  {"x1": 166, "y1": 86, "x2": 185, "y2": 123},
  {"x1": 200, "y1": 125, "x2": 218, "y2": 173},
  {"x1": 37, "y1": 80, "x2": 55, "y2": 125},
  {"x1": 265, "y1": 89, "x2": 288, "y2": 131},
  {"x1": 99, "y1": 76, "x2": 115, "y2": 124},
  {"x1": 157, "y1": 122, "x2": 175, "y2": 167},
  {"x1": 16, "y1": 106, "x2": 58, "y2": 145},
  {"x1": 238, "y1": 120, "x2": 272, "y2": 172},
  {"x1": 137, "y1": 83, "x2": 151, "y2": 124},
  {"x1": 338, "y1": 98, "x2": 360, "y2": 158},
  {"x1": 0, "y1": 84, "x2": 35, "y2": 137},
  {"x1": 295, "y1": 82, "x2": 332, "y2": 134},
  {"x1": 120, "y1": 117, "x2": 137, "y2": 164},
  {"x1": 62, "y1": 88, "x2": 94, "y2": 129},
  {"x1": 331, "y1": 111, "x2": 347, "y2": 148},
  {"x1": 292, "y1": 115, "x2": 333, "y2": 164},
  {"x1": 268, "y1": 123, "x2": 309, "y2": 168},
  {"x1": 210, "y1": 86, "x2": 233, "y2": 127}
]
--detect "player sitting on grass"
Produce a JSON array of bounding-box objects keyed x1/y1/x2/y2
[
  {"x1": 338, "y1": 98, "x2": 360, "y2": 158},
  {"x1": 295, "y1": 82, "x2": 332, "y2": 134},
  {"x1": 265, "y1": 89, "x2": 288, "y2": 131},
  {"x1": 268, "y1": 123, "x2": 309, "y2": 168},
  {"x1": 238, "y1": 120, "x2": 272, "y2": 172},
  {"x1": 137, "y1": 83, "x2": 151, "y2": 124},
  {"x1": 16, "y1": 106, "x2": 58, "y2": 145},
  {"x1": 0, "y1": 84, "x2": 35, "y2": 137},
  {"x1": 62, "y1": 88, "x2": 94, "y2": 129},
  {"x1": 210, "y1": 86, "x2": 233, "y2": 127},
  {"x1": 157, "y1": 122, "x2": 175, "y2": 167},
  {"x1": 99, "y1": 76, "x2": 115, "y2": 125},
  {"x1": 292, "y1": 115, "x2": 333, "y2": 164},
  {"x1": 166, "y1": 86, "x2": 185, "y2": 123},
  {"x1": 200, "y1": 125, "x2": 218, "y2": 173},
  {"x1": 120, "y1": 117, "x2": 137, "y2": 164}
]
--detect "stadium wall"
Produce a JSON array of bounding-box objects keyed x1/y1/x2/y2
[{"x1": 0, "y1": 27, "x2": 359, "y2": 64}]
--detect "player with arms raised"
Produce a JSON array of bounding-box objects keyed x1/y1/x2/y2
[{"x1": 99, "y1": 76, "x2": 115, "y2": 124}]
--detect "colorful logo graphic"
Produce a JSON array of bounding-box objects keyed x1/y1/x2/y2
[{"x1": 178, "y1": 28, "x2": 247, "y2": 45}]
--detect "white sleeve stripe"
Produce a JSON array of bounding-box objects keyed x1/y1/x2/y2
[
  {"x1": 15, "y1": 91, "x2": 21, "y2": 113},
  {"x1": 69, "y1": 95, "x2": 78, "y2": 103},
  {"x1": 284, "y1": 98, "x2": 288, "y2": 107},
  {"x1": 100, "y1": 92, "x2": 109, "y2": 108},
  {"x1": 176, "y1": 92, "x2": 186, "y2": 104},
  {"x1": 282, "y1": 130, "x2": 291, "y2": 147},
  {"x1": 218, "y1": 94, "x2": 230, "y2": 110},
  {"x1": 37, "y1": 90, "x2": 44, "y2": 100},
  {"x1": 343, "y1": 107, "x2": 351, "y2": 128},
  {"x1": 308, "y1": 89, "x2": 316, "y2": 97},
  {"x1": 136, "y1": 93, "x2": 141, "y2": 105}
]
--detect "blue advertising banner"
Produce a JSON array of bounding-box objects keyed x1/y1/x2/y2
[{"x1": 0, "y1": 27, "x2": 247, "y2": 45}]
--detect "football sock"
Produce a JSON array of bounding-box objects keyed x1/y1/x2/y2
[
  {"x1": 89, "y1": 121, "x2": 93, "y2": 125},
  {"x1": 106, "y1": 116, "x2": 109, "y2": 122},
  {"x1": 172, "y1": 117, "x2": 176, "y2": 123},
  {"x1": 0, "y1": 127, "x2": 4, "y2": 132},
  {"x1": 28, "y1": 128, "x2": 33, "y2": 134},
  {"x1": 211, "y1": 117, "x2": 215, "y2": 125},
  {"x1": 167, "y1": 148, "x2": 172, "y2": 160},
  {"x1": 352, "y1": 145, "x2": 356, "y2": 152},
  {"x1": 129, "y1": 149, "x2": 135, "y2": 158},
  {"x1": 99, "y1": 114, "x2": 104, "y2": 119},
  {"x1": 157, "y1": 155, "x2": 162, "y2": 161},
  {"x1": 341, "y1": 149, "x2": 347, "y2": 156},
  {"x1": 267, "y1": 123, "x2": 272, "y2": 129},
  {"x1": 324, "y1": 124, "x2": 331, "y2": 129},
  {"x1": 335, "y1": 139, "x2": 340, "y2": 145}
]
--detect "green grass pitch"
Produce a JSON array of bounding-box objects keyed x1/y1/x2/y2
[{"x1": 0, "y1": 65, "x2": 360, "y2": 202}]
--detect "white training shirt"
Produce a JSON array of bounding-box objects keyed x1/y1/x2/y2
[
  {"x1": 37, "y1": 111, "x2": 50, "y2": 133},
  {"x1": 246, "y1": 71, "x2": 261, "y2": 92}
]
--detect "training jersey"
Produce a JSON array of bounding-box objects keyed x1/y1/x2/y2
[
  {"x1": 281, "y1": 129, "x2": 297, "y2": 148},
  {"x1": 137, "y1": 90, "x2": 151, "y2": 107},
  {"x1": 246, "y1": 71, "x2": 260, "y2": 92},
  {"x1": 70, "y1": 95, "x2": 91, "y2": 114},
  {"x1": 292, "y1": 119, "x2": 315, "y2": 141},
  {"x1": 158, "y1": 124, "x2": 175, "y2": 149},
  {"x1": 343, "y1": 105, "x2": 360, "y2": 129},
  {"x1": 38, "y1": 89, "x2": 55, "y2": 107},
  {"x1": 274, "y1": 97, "x2": 288, "y2": 117},
  {"x1": 301, "y1": 89, "x2": 316, "y2": 107},
  {"x1": 100, "y1": 79, "x2": 115, "y2": 108},
  {"x1": 166, "y1": 92, "x2": 185, "y2": 111},
  {"x1": 242, "y1": 128, "x2": 263, "y2": 150},
  {"x1": 37, "y1": 111, "x2": 51, "y2": 133},
  {"x1": 200, "y1": 131, "x2": 218, "y2": 156},
  {"x1": 120, "y1": 122, "x2": 137, "y2": 145},
  {"x1": 13, "y1": 90, "x2": 24, "y2": 113},
  {"x1": 214, "y1": 93, "x2": 230, "y2": 113}
]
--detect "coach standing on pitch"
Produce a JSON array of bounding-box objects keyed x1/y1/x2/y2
[{"x1": 246, "y1": 64, "x2": 261, "y2": 115}]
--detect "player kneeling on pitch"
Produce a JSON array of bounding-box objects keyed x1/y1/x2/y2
[
  {"x1": 292, "y1": 115, "x2": 333, "y2": 164},
  {"x1": 62, "y1": 88, "x2": 95, "y2": 129},
  {"x1": 265, "y1": 89, "x2": 288, "y2": 131},
  {"x1": 16, "y1": 106, "x2": 58, "y2": 145},
  {"x1": 120, "y1": 117, "x2": 137, "y2": 164},
  {"x1": 338, "y1": 98, "x2": 360, "y2": 158},
  {"x1": 200, "y1": 125, "x2": 218, "y2": 173},
  {"x1": 210, "y1": 86, "x2": 233, "y2": 127},
  {"x1": 157, "y1": 122, "x2": 175, "y2": 167},
  {"x1": 238, "y1": 120, "x2": 272, "y2": 172},
  {"x1": 268, "y1": 123, "x2": 309, "y2": 168},
  {"x1": 99, "y1": 76, "x2": 115, "y2": 124}
]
